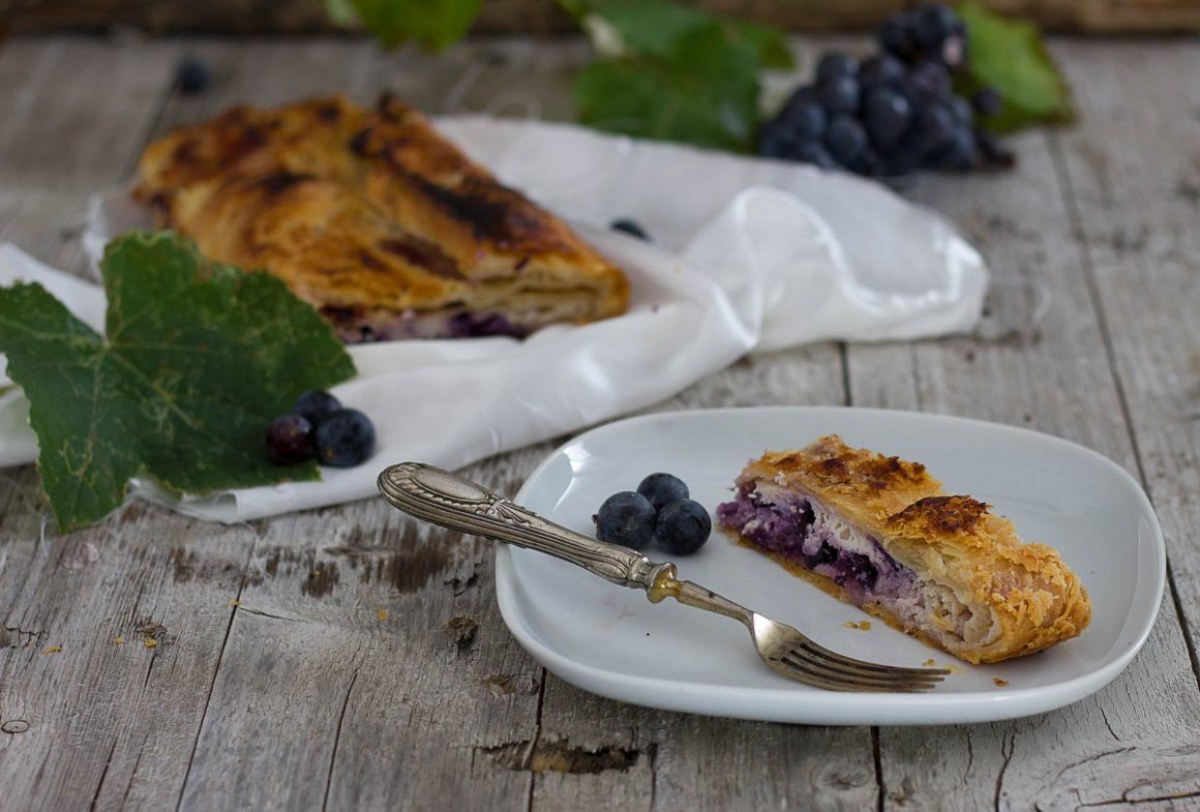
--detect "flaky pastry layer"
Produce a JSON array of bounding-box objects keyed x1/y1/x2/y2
[
  {"x1": 133, "y1": 95, "x2": 629, "y2": 341},
  {"x1": 721, "y1": 435, "x2": 1092, "y2": 664}
]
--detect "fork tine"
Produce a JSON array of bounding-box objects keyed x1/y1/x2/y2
[
  {"x1": 793, "y1": 638, "x2": 952, "y2": 679},
  {"x1": 779, "y1": 651, "x2": 942, "y2": 685},
  {"x1": 772, "y1": 653, "x2": 940, "y2": 692}
]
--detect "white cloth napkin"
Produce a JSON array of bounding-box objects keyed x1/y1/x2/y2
[{"x1": 0, "y1": 116, "x2": 987, "y2": 522}]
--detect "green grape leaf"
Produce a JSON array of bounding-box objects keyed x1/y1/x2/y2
[
  {"x1": 574, "y1": 1, "x2": 793, "y2": 69},
  {"x1": 575, "y1": 21, "x2": 760, "y2": 152},
  {"x1": 0, "y1": 232, "x2": 356, "y2": 531},
  {"x1": 958, "y1": 1, "x2": 1075, "y2": 132},
  {"x1": 328, "y1": 0, "x2": 482, "y2": 51}
]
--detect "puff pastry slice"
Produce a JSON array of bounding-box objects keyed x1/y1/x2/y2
[
  {"x1": 133, "y1": 95, "x2": 629, "y2": 342},
  {"x1": 717, "y1": 436, "x2": 1092, "y2": 664}
]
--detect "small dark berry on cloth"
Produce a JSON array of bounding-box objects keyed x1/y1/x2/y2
[
  {"x1": 293, "y1": 390, "x2": 342, "y2": 428},
  {"x1": 315, "y1": 408, "x2": 375, "y2": 468},
  {"x1": 266, "y1": 414, "x2": 315, "y2": 465}
]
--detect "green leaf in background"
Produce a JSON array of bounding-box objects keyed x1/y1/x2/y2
[
  {"x1": 572, "y1": 1, "x2": 793, "y2": 69},
  {"x1": 958, "y1": 1, "x2": 1075, "y2": 132},
  {"x1": 329, "y1": 0, "x2": 482, "y2": 51},
  {"x1": 0, "y1": 232, "x2": 356, "y2": 531},
  {"x1": 575, "y1": 21, "x2": 761, "y2": 152}
]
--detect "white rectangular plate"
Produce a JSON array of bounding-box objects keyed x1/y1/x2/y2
[{"x1": 495, "y1": 407, "x2": 1164, "y2": 725}]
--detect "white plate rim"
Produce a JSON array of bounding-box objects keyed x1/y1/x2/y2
[{"x1": 495, "y1": 406, "x2": 1166, "y2": 725}]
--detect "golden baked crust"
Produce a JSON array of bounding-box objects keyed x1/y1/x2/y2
[
  {"x1": 133, "y1": 95, "x2": 629, "y2": 341},
  {"x1": 728, "y1": 435, "x2": 1092, "y2": 664}
]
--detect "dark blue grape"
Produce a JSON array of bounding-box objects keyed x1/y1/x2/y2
[
  {"x1": 653, "y1": 500, "x2": 712, "y2": 556},
  {"x1": 975, "y1": 127, "x2": 1016, "y2": 169},
  {"x1": 931, "y1": 126, "x2": 977, "y2": 171},
  {"x1": 949, "y1": 95, "x2": 974, "y2": 125},
  {"x1": 851, "y1": 147, "x2": 886, "y2": 177},
  {"x1": 884, "y1": 137, "x2": 924, "y2": 177},
  {"x1": 293, "y1": 390, "x2": 341, "y2": 428},
  {"x1": 913, "y1": 104, "x2": 957, "y2": 158},
  {"x1": 858, "y1": 54, "x2": 906, "y2": 90},
  {"x1": 611, "y1": 218, "x2": 650, "y2": 241},
  {"x1": 824, "y1": 115, "x2": 867, "y2": 166},
  {"x1": 266, "y1": 414, "x2": 314, "y2": 465},
  {"x1": 863, "y1": 87, "x2": 913, "y2": 149},
  {"x1": 779, "y1": 97, "x2": 828, "y2": 141},
  {"x1": 904, "y1": 60, "x2": 952, "y2": 104},
  {"x1": 637, "y1": 473, "x2": 689, "y2": 512},
  {"x1": 914, "y1": 6, "x2": 959, "y2": 50},
  {"x1": 594, "y1": 491, "x2": 656, "y2": 550},
  {"x1": 314, "y1": 408, "x2": 375, "y2": 468},
  {"x1": 879, "y1": 15, "x2": 916, "y2": 58},
  {"x1": 175, "y1": 57, "x2": 211, "y2": 95},
  {"x1": 816, "y1": 75, "x2": 860, "y2": 115},
  {"x1": 792, "y1": 141, "x2": 838, "y2": 169},
  {"x1": 815, "y1": 52, "x2": 859, "y2": 85},
  {"x1": 971, "y1": 87, "x2": 1003, "y2": 117}
]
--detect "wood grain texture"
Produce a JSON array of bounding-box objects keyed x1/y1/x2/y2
[
  {"x1": 1, "y1": 32, "x2": 1200, "y2": 812},
  {"x1": 10, "y1": 0, "x2": 1200, "y2": 34}
]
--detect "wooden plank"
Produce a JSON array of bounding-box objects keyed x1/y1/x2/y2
[
  {"x1": 1051, "y1": 36, "x2": 1200, "y2": 703},
  {"x1": 0, "y1": 36, "x2": 179, "y2": 192},
  {"x1": 845, "y1": 90, "x2": 1200, "y2": 810},
  {"x1": 0, "y1": 147, "x2": 268, "y2": 810}
]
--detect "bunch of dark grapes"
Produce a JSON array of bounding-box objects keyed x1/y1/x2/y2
[{"x1": 758, "y1": 4, "x2": 1013, "y2": 178}]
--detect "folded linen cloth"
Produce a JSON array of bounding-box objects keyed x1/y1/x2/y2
[{"x1": 0, "y1": 116, "x2": 987, "y2": 522}]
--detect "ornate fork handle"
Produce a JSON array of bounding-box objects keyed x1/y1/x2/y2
[{"x1": 377, "y1": 462, "x2": 679, "y2": 592}]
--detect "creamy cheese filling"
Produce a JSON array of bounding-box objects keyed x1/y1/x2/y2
[{"x1": 717, "y1": 481, "x2": 998, "y2": 650}]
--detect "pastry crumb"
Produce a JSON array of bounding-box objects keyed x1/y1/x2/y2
[
  {"x1": 43, "y1": 645, "x2": 61, "y2": 654},
  {"x1": 859, "y1": 620, "x2": 871, "y2": 630},
  {"x1": 144, "y1": 638, "x2": 158, "y2": 650},
  {"x1": 993, "y1": 677, "x2": 1009, "y2": 687},
  {"x1": 843, "y1": 620, "x2": 871, "y2": 631},
  {"x1": 228, "y1": 599, "x2": 241, "y2": 607},
  {"x1": 376, "y1": 609, "x2": 388, "y2": 622},
  {"x1": 114, "y1": 636, "x2": 125, "y2": 645},
  {"x1": 923, "y1": 658, "x2": 936, "y2": 667},
  {"x1": 946, "y1": 664, "x2": 964, "y2": 674}
]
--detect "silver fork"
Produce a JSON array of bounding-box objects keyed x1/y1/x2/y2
[{"x1": 378, "y1": 463, "x2": 949, "y2": 692}]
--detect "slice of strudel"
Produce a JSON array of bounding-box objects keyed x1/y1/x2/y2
[
  {"x1": 717, "y1": 436, "x2": 1091, "y2": 664},
  {"x1": 133, "y1": 94, "x2": 628, "y2": 342}
]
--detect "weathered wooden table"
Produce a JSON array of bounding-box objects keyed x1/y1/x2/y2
[{"x1": 1, "y1": 32, "x2": 1199, "y2": 811}]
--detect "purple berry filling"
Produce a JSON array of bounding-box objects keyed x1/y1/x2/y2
[{"x1": 717, "y1": 482, "x2": 916, "y2": 604}]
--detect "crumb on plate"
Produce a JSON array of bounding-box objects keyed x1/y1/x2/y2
[
  {"x1": 923, "y1": 658, "x2": 937, "y2": 667},
  {"x1": 993, "y1": 677, "x2": 1009, "y2": 687}
]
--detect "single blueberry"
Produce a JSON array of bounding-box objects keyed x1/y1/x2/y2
[
  {"x1": 293, "y1": 390, "x2": 342, "y2": 428},
  {"x1": 175, "y1": 57, "x2": 211, "y2": 95},
  {"x1": 636, "y1": 472, "x2": 689, "y2": 512},
  {"x1": 611, "y1": 218, "x2": 651, "y2": 241},
  {"x1": 314, "y1": 408, "x2": 375, "y2": 468},
  {"x1": 594, "y1": 491, "x2": 656, "y2": 550},
  {"x1": 654, "y1": 500, "x2": 712, "y2": 556}
]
